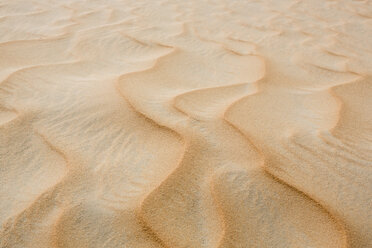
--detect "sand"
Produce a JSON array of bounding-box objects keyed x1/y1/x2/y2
[{"x1": 0, "y1": 0, "x2": 371, "y2": 247}]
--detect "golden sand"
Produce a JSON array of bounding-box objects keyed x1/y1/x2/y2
[{"x1": 0, "y1": 0, "x2": 371, "y2": 247}]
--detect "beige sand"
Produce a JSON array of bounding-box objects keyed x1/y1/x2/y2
[{"x1": 0, "y1": 0, "x2": 371, "y2": 247}]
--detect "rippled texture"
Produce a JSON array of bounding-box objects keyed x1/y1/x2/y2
[{"x1": 0, "y1": 0, "x2": 371, "y2": 247}]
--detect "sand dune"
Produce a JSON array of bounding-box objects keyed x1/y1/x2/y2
[{"x1": 0, "y1": 0, "x2": 371, "y2": 247}]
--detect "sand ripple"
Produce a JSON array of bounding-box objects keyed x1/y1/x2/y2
[{"x1": 1, "y1": 0, "x2": 371, "y2": 247}]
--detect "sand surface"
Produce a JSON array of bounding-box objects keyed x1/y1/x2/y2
[{"x1": 0, "y1": 0, "x2": 371, "y2": 247}]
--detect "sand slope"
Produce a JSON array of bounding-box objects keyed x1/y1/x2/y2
[{"x1": 0, "y1": 0, "x2": 371, "y2": 247}]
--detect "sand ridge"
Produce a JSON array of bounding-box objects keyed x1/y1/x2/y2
[{"x1": 0, "y1": 0, "x2": 371, "y2": 247}]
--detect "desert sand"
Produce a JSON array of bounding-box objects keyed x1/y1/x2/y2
[{"x1": 0, "y1": 0, "x2": 371, "y2": 247}]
